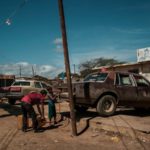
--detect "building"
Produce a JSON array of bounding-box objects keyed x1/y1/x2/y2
[
  {"x1": 137, "y1": 47, "x2": 150, "y2": 62},
  {"x1": 0, "y1": 75, "x2": 15, "y2": 87},
  {"x1": 93, "y1": 47, "x2": 150, "y2": 81}
]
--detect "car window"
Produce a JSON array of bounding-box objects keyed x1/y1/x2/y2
[
  {"x1": 117, "y1": 74, "x2": 132, "y2": 86},
  {"x1": 13, "y1": 81, "x2": 30, "y2": 86},
  {"x1": 34, "y1": 82, "x2": 42, "y2": 88},
  {"x1": 134, "y1": 75, "x2": 150, "y2": 87},
  {"x1": 41, "y1": 83, "x2": 48, "y2": 88},
  {"x1": 96, "y1": 73, "x2": 108, "y2": 81},
  {"x1": 84, "y1": 73, "x2": 108, "y2": 81}
]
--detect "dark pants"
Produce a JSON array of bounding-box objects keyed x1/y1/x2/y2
[
  {"x1": 21, "y1": 102, "x2": 38, "y2": 131},
  {"x1": 48, "y1": 100, "x2": 56, "y2": 119}
]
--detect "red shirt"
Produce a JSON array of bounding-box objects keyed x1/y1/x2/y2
[{"x1": 21, "y1": 92, "x2": 45, "y2": 105}]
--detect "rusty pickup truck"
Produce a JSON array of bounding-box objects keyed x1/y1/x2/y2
[{"x1": 64, "y1": 71, "x2": 150, "y2": 116}]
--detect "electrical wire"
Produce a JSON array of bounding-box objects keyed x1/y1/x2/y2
[{"x1": 0, "y1": 0, "x2": 29, "y2": 26}]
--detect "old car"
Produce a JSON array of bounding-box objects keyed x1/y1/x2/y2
[
  {"x1": 5, "y1": 79, "x2": 51, "y2": 105},
  {"x1": 64, "y1": 71, "x2": 150, "y2": 116}
]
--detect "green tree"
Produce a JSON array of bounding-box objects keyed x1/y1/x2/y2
[{"x1": 79, "y1": 57, "x2": 125, "y2": 77}]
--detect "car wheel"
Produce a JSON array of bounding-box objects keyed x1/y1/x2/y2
[
  {"x1": 8, "y1": 99, "x2": 16, "y2": 105},
  {"x1": 97, "y1": 95, "x2": 116, "y2": 116},
  {"x1": 75, "y1": 105, "x2": 88, "y2": 113}
]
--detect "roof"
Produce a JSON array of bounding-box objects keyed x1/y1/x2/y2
[
  {"x1": 0, "y1": 74, "x2": 15, "y2": 79},
  {"x1": 92, "y1": 60, "x2": 150, "y2": 70}
]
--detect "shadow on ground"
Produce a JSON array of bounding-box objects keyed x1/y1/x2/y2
[
  {"x1": 59, "y1": 107, "x2": 150, "y2": 135},
  {"x1": 60, "y1": 110, "x2": 98, "y2": 135},
  {"x1": 115, "y1": 107, "x2": 150, "y2": 117},
  {"x1": 0, "y1": 101, "x2": 22, "y2": 118}
]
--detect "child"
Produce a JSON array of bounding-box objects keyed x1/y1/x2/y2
[{"x1": 47, "y1": 87, "x2": 57, "y2": 126}]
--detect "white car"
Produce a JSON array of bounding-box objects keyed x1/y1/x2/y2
[{"x1": 6, "y1": 79, "x2": 51, "y2": 105}]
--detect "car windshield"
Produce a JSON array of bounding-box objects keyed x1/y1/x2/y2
[
  {"x1": 84, "y1": 73, "x2": 108, "y2": 82},
  {"x1": 13, "y1": 81, "x2": 30, "y2": 86}
]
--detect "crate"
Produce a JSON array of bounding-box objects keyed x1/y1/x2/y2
[
  {"x1": 17, "y1": 115, "x2": 33, "y2": 130},
  {"x1": 17, "y1": 115, "x2": 46, "y2": 130}
]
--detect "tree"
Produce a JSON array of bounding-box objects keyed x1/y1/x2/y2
[
  {"x1": 57, "y1": 72, "x2": 66, "y2": 80},
  {"x1": 79, "y1": 57, "x2": 125, "y2": 77}
]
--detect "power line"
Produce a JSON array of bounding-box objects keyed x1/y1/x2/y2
[{"x1": 0, "y1": 0, "x2": 29, "y2": 26}]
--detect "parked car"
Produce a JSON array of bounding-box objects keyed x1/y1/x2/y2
[
  {"x1": 62, "y1": 71, "x2": 150, "y2": 116},
  {"x1": 0, "y1": 87, "x2": 10, "y2": 99},
  {"x1": 5, "y1": 79, "x2": 51, "y2": 105}
]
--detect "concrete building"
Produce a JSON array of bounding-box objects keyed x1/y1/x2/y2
[{"x1": 93, "y1": 47, "x2": 150, "y2": 81}]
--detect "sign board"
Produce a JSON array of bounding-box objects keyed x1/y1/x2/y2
[{"x1": 137, "y1": 47, "x2": 150, "y2": 62}]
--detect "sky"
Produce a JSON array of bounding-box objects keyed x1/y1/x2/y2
[{"x1": 0, "y1": 0, "x2": 150, "y2": 78}]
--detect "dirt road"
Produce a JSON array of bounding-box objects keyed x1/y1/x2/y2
[{"x1": 0, "y1": 100, "x2": 150, "y2": 150}]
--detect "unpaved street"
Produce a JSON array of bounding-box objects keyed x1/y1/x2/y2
[{"x1": 0, "y1": 100, "x2": 150, "y2": 150}]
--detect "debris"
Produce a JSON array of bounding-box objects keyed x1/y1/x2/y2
[
  {"x1": 54, "y1": 139, "x2": 59, "y2": 143},
  {"x1": 91, "y1": 134, "x2": 99, "y2": 137},
  {"x1": 111, "y1": 136, "x2": 120, "y2": 142},
  {"x1": 96, "y1": 122, "x2": 102, "y2": 125}
]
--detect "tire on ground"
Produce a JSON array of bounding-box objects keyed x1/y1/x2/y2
[{"x1": 97, "y1": 95, "x2": 117, "y2": 116}]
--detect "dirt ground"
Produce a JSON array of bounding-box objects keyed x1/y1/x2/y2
[{"x1": 0, "y1": 100, "x2": 150, "y2": 150}]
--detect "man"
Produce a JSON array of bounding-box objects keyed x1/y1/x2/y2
[{"x1": 21, "y1": 90, "x2": 47, "y2": 132}]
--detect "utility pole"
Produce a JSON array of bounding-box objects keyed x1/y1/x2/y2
[
  {"x1": 32, "y1": 65, "x2": 35, "y2": 77},
  {"x1": 73, "y1": 64, "x2": 76, "y2": 74},
  {"x1": 58, "y1": 0, "x2": 77, "y2": 136},
  {"x1": 19, "y1": 65, "x2": 22, "y2": 77}
]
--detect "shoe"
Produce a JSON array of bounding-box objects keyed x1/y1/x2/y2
[
  {"x1": 22, "y1": 128, "x2": 27, "y2": 132},
  {"x1": 34, "y1": 128, "x2": 44, "y2": 133},
  {"x1": 34, "y1": 129, "x2": 44, "y2": 133}
]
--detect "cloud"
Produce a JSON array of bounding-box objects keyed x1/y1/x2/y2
[
  {"x1": 53, "y1": 38, "x2": 62, "y2": 45},
  {"x1": 53, "y1": 37, "x2": 63, "y2": 52},
  {"x1": 16, "y1": 62, "x2": 29, "y2": 67},
  {"x1": 71, "y1": 47, "x2": 137, "y2": 67},
  {"x1": 0, "y1": 62, "x2": 63, "y2": 78}
]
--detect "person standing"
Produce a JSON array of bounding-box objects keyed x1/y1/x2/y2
[
  {"x1": 21, "y1": 90, "x2": 47, "y2": 132},
  {"x1": 47, "y1": 87, "x2": 58, "y2": 126}
]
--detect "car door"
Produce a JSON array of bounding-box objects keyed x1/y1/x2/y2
[
  {"x1": 75, "y1": 72, "x2": 108, "y2": 105},
  {"x1": 133, "y1": 74, "x2": 150, "y2": 102},
  {"x1": 115, "y1": 73, "x2": 138, "y2": 103}
]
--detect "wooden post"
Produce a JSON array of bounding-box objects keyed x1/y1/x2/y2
[{"x1": 58, "y1": 0, "x2": 77, "y2": 136}]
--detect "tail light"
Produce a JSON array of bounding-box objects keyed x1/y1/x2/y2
[
  {"x1": 0, "y1": 86, "x2": 10, "y2": 93},
  {"x1": 10, "y1": 87, "x2": 21, "y2": 92}
]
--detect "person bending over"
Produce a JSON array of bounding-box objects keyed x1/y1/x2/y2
[{"x1": 21, "y1": 90, "x2": 47, "y2": 132}]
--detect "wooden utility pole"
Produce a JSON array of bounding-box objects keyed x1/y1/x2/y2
[
  {"x1": 58, "y1": 0, "x2": 77, "y2": 136},
  {"x1": 32, "y1": 66, "x2": 35, "y2": 76},
  {"x1": 19, "y1": 65, "x2": 22, "y2": 77},
  {"x1": 73, "y1": 64, "x2": 76, "y2": 74}
]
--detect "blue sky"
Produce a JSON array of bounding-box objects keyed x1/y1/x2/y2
[{"x1": 0, "y1": 0, "x2": 150, "y2": 78}]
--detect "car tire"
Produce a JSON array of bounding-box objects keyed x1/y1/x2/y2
[
  {"x1": 8, "y1": 99, "x2": 16, "y2": 105},
  {"x1": 97, "y1": 95, "x2": 117, "y2": 116}
]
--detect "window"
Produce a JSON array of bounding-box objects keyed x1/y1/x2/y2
[
  {"x1": 41, "y1": 83, "x2": 48, "y2": 88},
  {"x1": 117, "y1": 74, "x2": 132, "y2": 86},
  {"x1": 134, "y1": 75, "x2": 149, "y2": 87},
  {"x1": 97, "y1": 73, "x2": 108, "y2": 81},
  {"x1": 34, "y1": 82, "x2": 42, "y2": 88},
  {"x1": 13, "y1": 81, "x2": 30, "y2": 86},
  {"x1": 84, "y1": 73, "x2": 108, "y2": 82}
]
